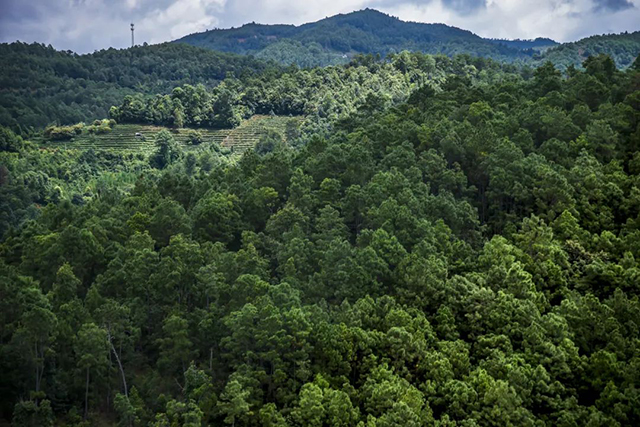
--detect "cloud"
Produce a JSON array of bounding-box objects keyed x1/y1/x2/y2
[
  {"x1": 0, "y1": 0, "x2": 225, "y2": 52},
  {"x1": 441, "y1": 0, "x2": 488, "y2": 14},
  {"x1": 377, "y1": 0, "x2": 640, "y2": 42},
  {"x1": 214, "y1": 0, "x2": 370, "y2": 28},
  {"x1": 593, "y1": 0, "x2": 634, "y2": 10},
  {"x1": 0, "y1": 0, "x2": 639, "y2": 52}
]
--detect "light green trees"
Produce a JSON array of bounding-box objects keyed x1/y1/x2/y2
[
  {"x1": 290, "y1": 376, "x2": 360, "y2": 427},
  {"x1": 12, "y1": 399, "x2": 54, "y2": 427},
  {"x1": 217, "y1": 377, "x2": 252, "y2": 427}
]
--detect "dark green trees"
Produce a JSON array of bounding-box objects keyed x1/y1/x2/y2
[
  {"x1": 151, "y1": 130, "x2": 182, "y2": 169},
  {"x1": 1, "y1": 54, "x2": 640, "y2": 426}
]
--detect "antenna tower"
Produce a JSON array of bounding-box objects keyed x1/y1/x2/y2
[{"x1": 131, "y1": 23, "x2": 135, "y2": 47}]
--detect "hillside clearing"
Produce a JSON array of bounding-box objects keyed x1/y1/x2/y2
[{"x1": 37, "y1": 115, "x2": 303, "y2": 154}]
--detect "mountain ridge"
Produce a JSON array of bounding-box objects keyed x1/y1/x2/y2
[
  {"x1": 175, "y1": 9, "x2": 638, "y2": 68},
  {"x1": 175, "y1": 9, "x2": 534, "y2": 66}
]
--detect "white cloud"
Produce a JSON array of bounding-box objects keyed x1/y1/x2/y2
[
  {"x1": 138, "y1": 0, "x2": 225, "y2": 42},
  {"x1": 217, "y1": 0, "x2": 371, "y2": 27},
  {"x1": 378, "y1": 0, "x2": 640, "y2": 42},
  {"x1": 0, "y1": 0, "x2": 226, "y2": 52}
]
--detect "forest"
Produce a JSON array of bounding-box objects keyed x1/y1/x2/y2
[
  {"x1": 0, "y1": 42, "x2": 279, "y2": 132},
  {"x1": 1, "y1": 43, "x2": 640, "y2": 427},
  {"x1": 107, "y1": 52, "x2": 517, "y2": 129},
  {"x1": 2, "y1": 13, "x2": 638, "y2": 133}
]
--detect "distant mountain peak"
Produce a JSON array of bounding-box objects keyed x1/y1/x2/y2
[{"x1": 333, "y1": 8, "x2": 397, "y2": 18}]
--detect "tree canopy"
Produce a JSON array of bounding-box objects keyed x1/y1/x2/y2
[{"x1": 1, "y1": 51, "x2": 640, "y2": 427}]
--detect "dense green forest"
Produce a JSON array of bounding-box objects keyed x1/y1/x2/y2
[
  {"x1": 542, "y1": 31, "x2": 640, "y2": 70},
  {"x1": 108, "y1": 52, "x2": 519, "y2": 129},
  {"x1": 0, "y1": 42, "x2": 278, "y2": 132},
  {"x1": 2, "y1": 48, "x2": 640, "y2": 427},
  {"x1": 2, "y1": 10, "x2": 637, "y2": 134}
]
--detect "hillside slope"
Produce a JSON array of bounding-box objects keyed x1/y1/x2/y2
[
  {"x1": 541, "y1": 31, "x2": 640, "y2": 69},
  {"x1": 487, "y1": 37, "x2": 558, "y2": 52},
  {"x1": 1, "y1": 56, "x2": 640, "y2": 426},
  {"x1": 0, "y1": 42, "x2": 279, "y2": 131}
]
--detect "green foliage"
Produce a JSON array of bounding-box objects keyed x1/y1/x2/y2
[
  {"x1": 186, "y1": 130, "x2": 203, "y2": 145},
  {"x1": 217, "y1": 378, "x2": 252, "y2": 426},
  {"x1": 1, "y1": 55, "x2": 640, "y2": 427},
  {"x1": 157, "y1": 314, "x2": 194, "y2": 377},
  {"x1": 12, "y1": 399, "x2": 54, "y2": 427},
  {"x1": 44, "y1": 123, "x2": 84, "y2": 141},
  {"x1": 0, "y1": 126, "x2": 24, "y2": 152},
  {"x1": 151, "y1": 129, "x2": 182, "y2": 169},
  {"x1": 0, "y1": 41, "x2": 276, "y2": 131}
]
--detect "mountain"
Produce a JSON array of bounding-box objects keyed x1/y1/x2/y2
[
  {"x1": 176, "y1": 9, "x2": 640, "y2": 69},
  {"x1": 175, "y1": 9, "x2": 537, "y2": 67},
  {"x1": 541, "y1": 31, "x2": 640, "y2": 70}
]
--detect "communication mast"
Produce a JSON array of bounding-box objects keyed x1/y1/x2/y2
[{"x1": 131, "y1": 23, "x2": 135, "y2": 47}]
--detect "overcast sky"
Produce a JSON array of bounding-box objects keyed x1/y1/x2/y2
[{"x1": 0, "y1": 0, "x2": 638, "y2": 53}]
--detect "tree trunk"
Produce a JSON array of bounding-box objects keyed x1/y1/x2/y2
[
  {"x1": 107, "y1": 347, "x2": 112, "y2": 409},
  {"x1": 107, "y1": 329, "x2": 128, "y2": 398},
  {"x1": 84, "y1": 367, "x2": 90, "y2": 420},
  {"x1": 34, "y1": 341, "x2": 40, "y2": 393}
]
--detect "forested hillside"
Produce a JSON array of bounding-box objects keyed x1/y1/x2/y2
[
  {"x1": 176, "y1": 9, "x2": 639, "y2": 69},
  {"x1": 487, "y1": 37, "x2": 558, "y2": 51},
  {"x1": 2, "y1": 52, "x2": 640, "y2": 426},
  {"x1": 542, "y1": 31, "x2": 640, "y2": 70},
  {"x1": 0, "y1": 42, "x2": 278, "y2": 132},
  {"x1": 176, "y1": 9, "x2": 536, "y2": 67},
  {"x1": 2, "y1": 11, "x2": 637, "y2": 134},
  {"x1": 108, "y1": 53, "x2": 517, "y2": 129}
]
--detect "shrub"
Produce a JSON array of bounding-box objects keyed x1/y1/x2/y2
[
  {"x1": 187, "y1": 130, "x2": 203, "y2": 145},
  {"x1": 45, "y1": 126, "x2": 75, "y2": 140}
]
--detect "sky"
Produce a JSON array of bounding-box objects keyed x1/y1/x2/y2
[{"x1": 0, "y1": 0, "x2": 638, "y2": 53}]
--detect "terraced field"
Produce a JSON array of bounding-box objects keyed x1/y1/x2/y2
[
  {"x1": 38, "y1": 115, "x2": 303, "y2": 154},
  {"x1": 221, "y1": 115, "x2": 301, "y2": 153}
]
